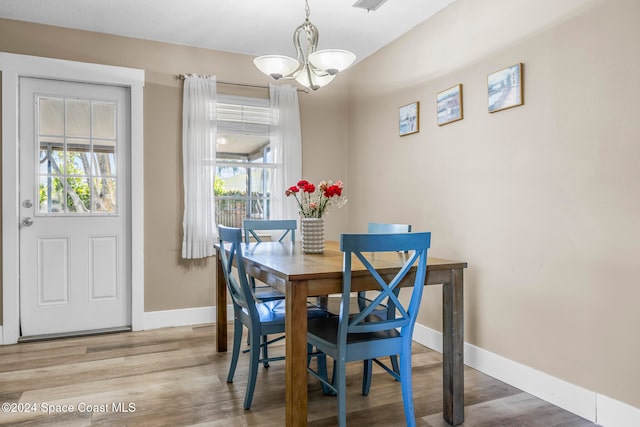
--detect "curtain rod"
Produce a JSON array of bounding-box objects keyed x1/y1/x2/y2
[{"x1": 176, "y1": 74, "x2": 308, "y2": 93}]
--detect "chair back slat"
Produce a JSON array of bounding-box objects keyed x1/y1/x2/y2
[
  {"x1": 348, "y1": 250, "x2": 419, "y2": 325},
  {"x1": 338, "y1": 232, "x2": 431, "y2": 340},
  {"x1": 243, "y1": 219, "x2": 297, "y2": 243}
]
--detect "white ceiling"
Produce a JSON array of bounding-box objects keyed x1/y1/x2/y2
[{"x1": 0, "y1": 0, "x2": 455, "y2": 63}]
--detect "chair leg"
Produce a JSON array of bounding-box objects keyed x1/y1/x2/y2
[
  {"x1": 227, "y1": 319, "x2": 243, "y2": 383},
  {"x1": 390, "y1": 355, "x2": 400, "y2": 377},
  {"x1": 261, "y1": 334, "x2": 270, "y2": 368},
  {"x1": 331, "y1": 358, "x2": 337, "y2": 386},
  {"x1": 335, "y1": 358, "x2": 347, "y2": 427},
  {"x1": 362, "y1": 359, "x2": 372, "y2": 396},
  {"x1": 399, "y1": 347, "x2": 416, "y2": 427},
  {"x1": 313, "y1": 346, "x2": 333, "y2": 395},
  {"x1": 243, "y1": 329, "x2": 261, "y2": 410}
]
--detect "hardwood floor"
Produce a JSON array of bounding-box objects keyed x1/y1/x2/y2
[{"x1": 0, "y1": 324, "x2": 597, "y2": 426}]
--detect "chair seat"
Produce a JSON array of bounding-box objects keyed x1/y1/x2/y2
[
  {"x1": 253, "y1": 300, "x2": 286, "y2": 323},
  {"x1": 308, "y1": 315, "x2": 401, "y2": 345},
  {"x1": 243, "y1": 299, "x2": 329, "y2": 324}
]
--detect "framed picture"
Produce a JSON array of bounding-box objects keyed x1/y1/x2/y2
[
  {"x1": 399, "y1": 102, "x2": 419, "y2": 136},
  {"x1": 488, "y1": 63, "x2": 523, "y2": 113},
  {"x1": 437, "y1": 84, "x2": 463, "y2": 126}
]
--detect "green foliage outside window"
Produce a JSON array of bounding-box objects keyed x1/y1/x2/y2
[{"x1": 214, "y1": 176, "x2": 226, "y2": 196}]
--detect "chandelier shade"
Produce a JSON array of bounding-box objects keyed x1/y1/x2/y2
[
  {"x1": 253, "y1": 0, "x2": 355, "y2": 91},
  {"x1": 308, "y1": 49, "x2": 356, "y2": 75},
  {"x1": 253, "y1": 55, "x2": 300, "y2": 80}
]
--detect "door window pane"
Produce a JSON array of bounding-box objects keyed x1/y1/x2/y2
[
  {"x1": 67, "y1": 139, "x2": 91, "y2": 176},
  {"x1": 93, "y1": 141, "x2": 116, "y2": 177},
  {"x1": 39, "y1": 176, "x2": 64, "y2": 213},
  {"x1": 39, "y1": 138, "x2": 64, "y2": 175},
  {"x1": 66, "y1": 177, "x2": 91, "y2": 213},
  {"x1": 66, "y1": 99, "x2": 91, "y2": 138},
  {"x1": 39, "y1": 98, "x2": 64, "y2": 136},
  {"x1": 93, "y1": 102, "x2": 116, "y2": 139},
  {"x1": 93, "y1": 178, "x2": 117, "y2": 213}
]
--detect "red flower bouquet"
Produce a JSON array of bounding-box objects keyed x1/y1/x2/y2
[{"x1": 285, "y1": 179, "x2": 347, "y2": 218}]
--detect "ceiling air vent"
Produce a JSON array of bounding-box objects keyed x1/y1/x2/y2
[{"x1": 352, "y1": 0, "x2": 389, "y2": 12}]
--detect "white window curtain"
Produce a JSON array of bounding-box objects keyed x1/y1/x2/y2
[
  {"x1": 269, "y1": 84, "x2": 302, "y2": 221},
  {"x1": 181, "y1": 75, "x2": 217, "y2": 259}
]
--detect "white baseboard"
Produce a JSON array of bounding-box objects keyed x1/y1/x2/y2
[
  {"x1": 412, "y1": 323, "x2": 639, "y2": 427},
  {"x1": 413, "y1": 321, "x2": 442, "y2": 353},
  {"x1": 142, "y1": 305, "x2": 234, "y2": 330},
  {"x1": 597, "y1": 394, "x2": 640, "y2": 427},
  {"x1": 464, "y1": 340, "x2": 596, "y2": 421}
]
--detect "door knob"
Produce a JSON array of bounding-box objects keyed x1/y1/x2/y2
[
  {"x1": 22, "y1": 217, "x2": 34, "y2": 227},
  {"x1": 22, "y1": 199, "x2": 33, "y2": 208}
]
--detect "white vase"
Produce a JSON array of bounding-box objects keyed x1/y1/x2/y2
[{"x1": 301, "y1": 217, "x2": 325, "y2": 254}]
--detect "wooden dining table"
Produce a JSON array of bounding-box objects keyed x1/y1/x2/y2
[{"x1": 215, "y1": 240, "x2": 468, "y2": 426}]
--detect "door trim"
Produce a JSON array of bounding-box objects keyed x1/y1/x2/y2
[{"x1": 1, "y1": 52, "x2": 145, "y2": 345}]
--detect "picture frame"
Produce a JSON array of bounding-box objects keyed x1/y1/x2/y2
[
  {"x1": 488, "y1": 63, "x2": 523, "y2": 113},
  {"x1": 437, "y1": 84, "x2": 463, "y2": 126},
  {"x1": 399, "y1": 102, "x2": 419, "y2": 136}
]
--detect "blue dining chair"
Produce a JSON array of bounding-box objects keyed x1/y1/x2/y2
[
  {"x1": 242, "y1": 219, "x2": 296, "y2": 303},
  {"x1": 307, "y1": 232, "x2": 431, "y2": 427},
  {"x1": 218, "y1": 226, "x2": 328, "y2": 409},
  {"x1": 323, "y1": 222, "x2": 412, "y2": 376}
]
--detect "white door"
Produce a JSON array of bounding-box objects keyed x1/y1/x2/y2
[{"x1": 19, "y1": 77, "x2": 131, "y2": 337}]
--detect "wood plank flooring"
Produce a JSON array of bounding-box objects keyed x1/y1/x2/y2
[{"x1": 0, "y1": 324, "x2": 597, "y2": 426}]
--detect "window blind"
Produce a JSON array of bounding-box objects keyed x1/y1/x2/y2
[{"x1": 217, "y1": 95, "x2": 270, "y2": 136}]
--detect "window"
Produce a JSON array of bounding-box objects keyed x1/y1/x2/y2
[
  {"x1": 215, "y1": 95, "x2": 273, "y2": 227},
  {"x1": 38, "y1": 96, "x2": 118, "y2": 215}
]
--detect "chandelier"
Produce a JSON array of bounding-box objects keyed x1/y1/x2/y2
[{"x1": 253, "y1": 0, "x2": 356, "y2": 91}]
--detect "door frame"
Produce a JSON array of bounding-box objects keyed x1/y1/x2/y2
[{"x1": 1, "y1": 52, "x2": 145, "y2": 344}]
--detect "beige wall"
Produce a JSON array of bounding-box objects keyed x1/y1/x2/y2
[
  {"x1": 2, "y1": 0, "x2": 638, "y2": 413},
  {"x1": 347, "y1": 0, "x2": 640, "y2": 409},
  {"x1": 0, "y1": 18, "x2": 349, "y2": 315}
]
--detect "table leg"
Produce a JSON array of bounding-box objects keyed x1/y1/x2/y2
[
  {"x1": 216, "y1": 248, "x2": 227, "y2": 353},
  {"x1": 285, "y1": 280, "x2": 309, "y2": 427},
  {"x1": 442, "y1": 268, "x2": 464, "y2": 425}
]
